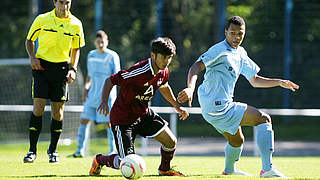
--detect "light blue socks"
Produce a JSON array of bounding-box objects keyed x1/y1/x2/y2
[
  {"x1": 76, "y1": 123, "x2": 88, "y2": 154},
  {"x1": 77, "y1": 123, "x2": 116, "y2": 155},
  {"x1": 224, "y1": 142, "x2": 243, "y2": 173},
  {"x1": 107, "y1": 127, "x2": 116, "y2": 154},
  {"x1": 256, "y1": 123, "x2": 274, "y2": 171}
]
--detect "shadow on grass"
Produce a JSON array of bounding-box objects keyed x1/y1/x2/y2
[
  {"x1": 4, "y1": 174, "x2": 123, "y2": 178},
  {"x1": 5, "y1": 174, "x2": 204, "y2": 178}
]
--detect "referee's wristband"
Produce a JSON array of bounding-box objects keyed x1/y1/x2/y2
[{"x1": 70, "y1": 67, "x2": 77, "y2": 73}]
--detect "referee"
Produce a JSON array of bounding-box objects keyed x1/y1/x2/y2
[{"x1": 24, "y1": 0, "x2": 85, "y2": 163}]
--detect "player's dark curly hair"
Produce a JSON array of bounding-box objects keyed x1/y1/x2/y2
[
  {"x1": 226, "y1": 16, "x2": 245, "y2": 30},
  {"x1": 96, "y1": 30, "x2": 108, "y2": 40},
  {"x1": 151, "y1": 37, "x2": 176, "y2": 56}
]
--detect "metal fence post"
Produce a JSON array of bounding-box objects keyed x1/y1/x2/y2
[{"x1": 170, "y1": 113, "x2": 177, "y2": 136}]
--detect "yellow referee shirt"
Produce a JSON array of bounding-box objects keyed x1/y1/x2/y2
[{"x1": 27, "y1": 9, "x2": 85, "y2": 63}]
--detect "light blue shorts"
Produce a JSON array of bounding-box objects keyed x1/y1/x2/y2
[
  {"x1": 201, "y1": 102, "x2": 247, "y2": 135},
  {"x1": 80, "y1": 105, "x2": 110, "y2": 123}
]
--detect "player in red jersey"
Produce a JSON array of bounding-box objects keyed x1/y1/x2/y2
[{"x1": 89, "y1": 37, "x2": 189, "y2": 177}]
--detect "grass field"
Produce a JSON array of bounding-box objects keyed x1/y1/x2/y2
[{"x1": 0, "y1": 140, "x2": 319, "y2": 180}]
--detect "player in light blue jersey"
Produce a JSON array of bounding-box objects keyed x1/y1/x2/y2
[
  {"x1": 69, "y1": 30, "x2": 120, "y2": 158},
  {"x1": 178, "y1": 16, "x2": 299, "y2": 178}
]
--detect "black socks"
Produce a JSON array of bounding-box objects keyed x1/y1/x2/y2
[
  {"x1": 28, "y1": 113, "x2": 42, "y2": 153},
  {"x1": 48, "y1": 119, "x2": 63, "y2": 153}
]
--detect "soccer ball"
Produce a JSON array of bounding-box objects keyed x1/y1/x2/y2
[{"x1": 120, "y1": 154, "x2": 146, "y2": 179}]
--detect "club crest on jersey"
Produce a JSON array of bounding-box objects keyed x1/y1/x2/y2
[{"x1": 157, "y1": 77, "x2": 163, "y2": 86}]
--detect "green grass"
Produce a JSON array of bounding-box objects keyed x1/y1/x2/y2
[{"x1": 0, "y1": 140, "x2": 319, "y2": 180}]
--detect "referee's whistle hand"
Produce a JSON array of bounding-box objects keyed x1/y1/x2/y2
[{"x1": 30, "y1": 58, "x2": 41, "y2": 70}]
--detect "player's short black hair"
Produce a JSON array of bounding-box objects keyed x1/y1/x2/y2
[
  {"x1": 226, "y1": 16, "x2": 245, "y2": 30},
  {"x1": 96, "y1": 30, "x2": 108, "y2": 40},
  {"x1": 151, "y1": 37, "x2": 176, "y2": 56}
]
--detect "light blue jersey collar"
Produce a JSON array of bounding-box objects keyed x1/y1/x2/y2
[{"x1": 223, "y1": 39, "x2": 237, "y2": 52}]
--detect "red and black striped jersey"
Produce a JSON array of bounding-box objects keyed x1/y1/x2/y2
[{"x1": 110, "y1": 58, "x2": 169, "y2": 125}]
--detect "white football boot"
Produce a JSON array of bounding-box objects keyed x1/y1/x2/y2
[
  {"x1": 260, "y1": 169, "x2": 291, "y2": 179},
  {"x1": 222, "y1": 169, "x2": 253, "y2": 176}
]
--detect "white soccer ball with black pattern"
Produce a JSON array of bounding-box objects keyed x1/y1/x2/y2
[{"x1": 120, "y1": 154, "x2": 146, "y2": 179}]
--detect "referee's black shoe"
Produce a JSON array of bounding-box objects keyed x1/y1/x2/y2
[
  {"x1": 47, "y1": 150, "x2": 60, "y2": 163},
  {"x1": 23, "y1": 152, "x2": 36, "y2": 163}
]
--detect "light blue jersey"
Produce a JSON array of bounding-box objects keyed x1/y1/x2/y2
[
  {"x1": 81, "y1": 48, "x2": 120, "y2": 123},
  {"x1": 197, "y1": 40, "x2": 260, "y2": 134}
]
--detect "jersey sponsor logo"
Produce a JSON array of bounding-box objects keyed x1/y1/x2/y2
[
  {"x1": 135, "y1": 95, "x2": 153, "y2": 101},
  {"x1": 144, "y1": 85, "x2": 154, "y2": 95}
]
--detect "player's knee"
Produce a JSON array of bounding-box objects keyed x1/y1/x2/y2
[
  {"x1": 261, "y1": 113, "x2": 272, "y2": 124},
  {"x1": 80, "y1": 119, "x2": 90, "y2": 124},
  {"x1": 229, "y1": 137, "x2": 244, "y2": 147},
  {"x1": 33, "y1": 108, "x2": 44, "y2": 116},
  {"x1": 171, "y1": 136, "x2": 177, "y2": 148},
  {"x1": 52, "y1": 112, "x2": 64, "y2": 121},
  {"x1": 166, "y1": 136, "x2": 177, "y2": 148}
]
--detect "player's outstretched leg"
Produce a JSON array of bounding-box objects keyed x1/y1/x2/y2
[
  {"x1": 89, "y1": 154, "x2": 120, "y2": 176},
  {"x1": 257, "y1": 123, "x2": 289, "y2": 178},
  {"x1": 158, "y1": 146, "x2": 185, "y2": 177}
]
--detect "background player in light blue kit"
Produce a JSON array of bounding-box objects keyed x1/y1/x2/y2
[
  {"x1": 178, "y1": 16, "x2": 299, "y2": 178},
  {"x1": 69, "y1": 30, "x2": 120, "y2": 157}
]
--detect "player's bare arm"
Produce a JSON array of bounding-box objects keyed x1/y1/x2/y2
[
  {"x1": 66, "y1": 48, "x2": 80, "y2": 84},
  {"x1": 82, "y1": 76, "x2": 92, "y2": 102},
  {"x1": 178, "y1": 60, "x2": 205, "y2": 106},
  {"x1": 97, "y1": 77, "x2": 114, "y2": 116},
  {"x1": 159, "y1": 84, "x2": 189, "y2": 120},
  {"x1": 25, "y1": 39, "x2": 41, "y2": 70},
  {"x1": 248, "y1": 74, "x2": 299, "y2": 91}
]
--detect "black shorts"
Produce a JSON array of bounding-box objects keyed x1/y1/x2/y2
[
  {"x1": 32, "y1": 59, "x2": 69, "y2": 102},
  {"x1": 111, "y1": 108, "x2": 168, "y2": 158}
]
